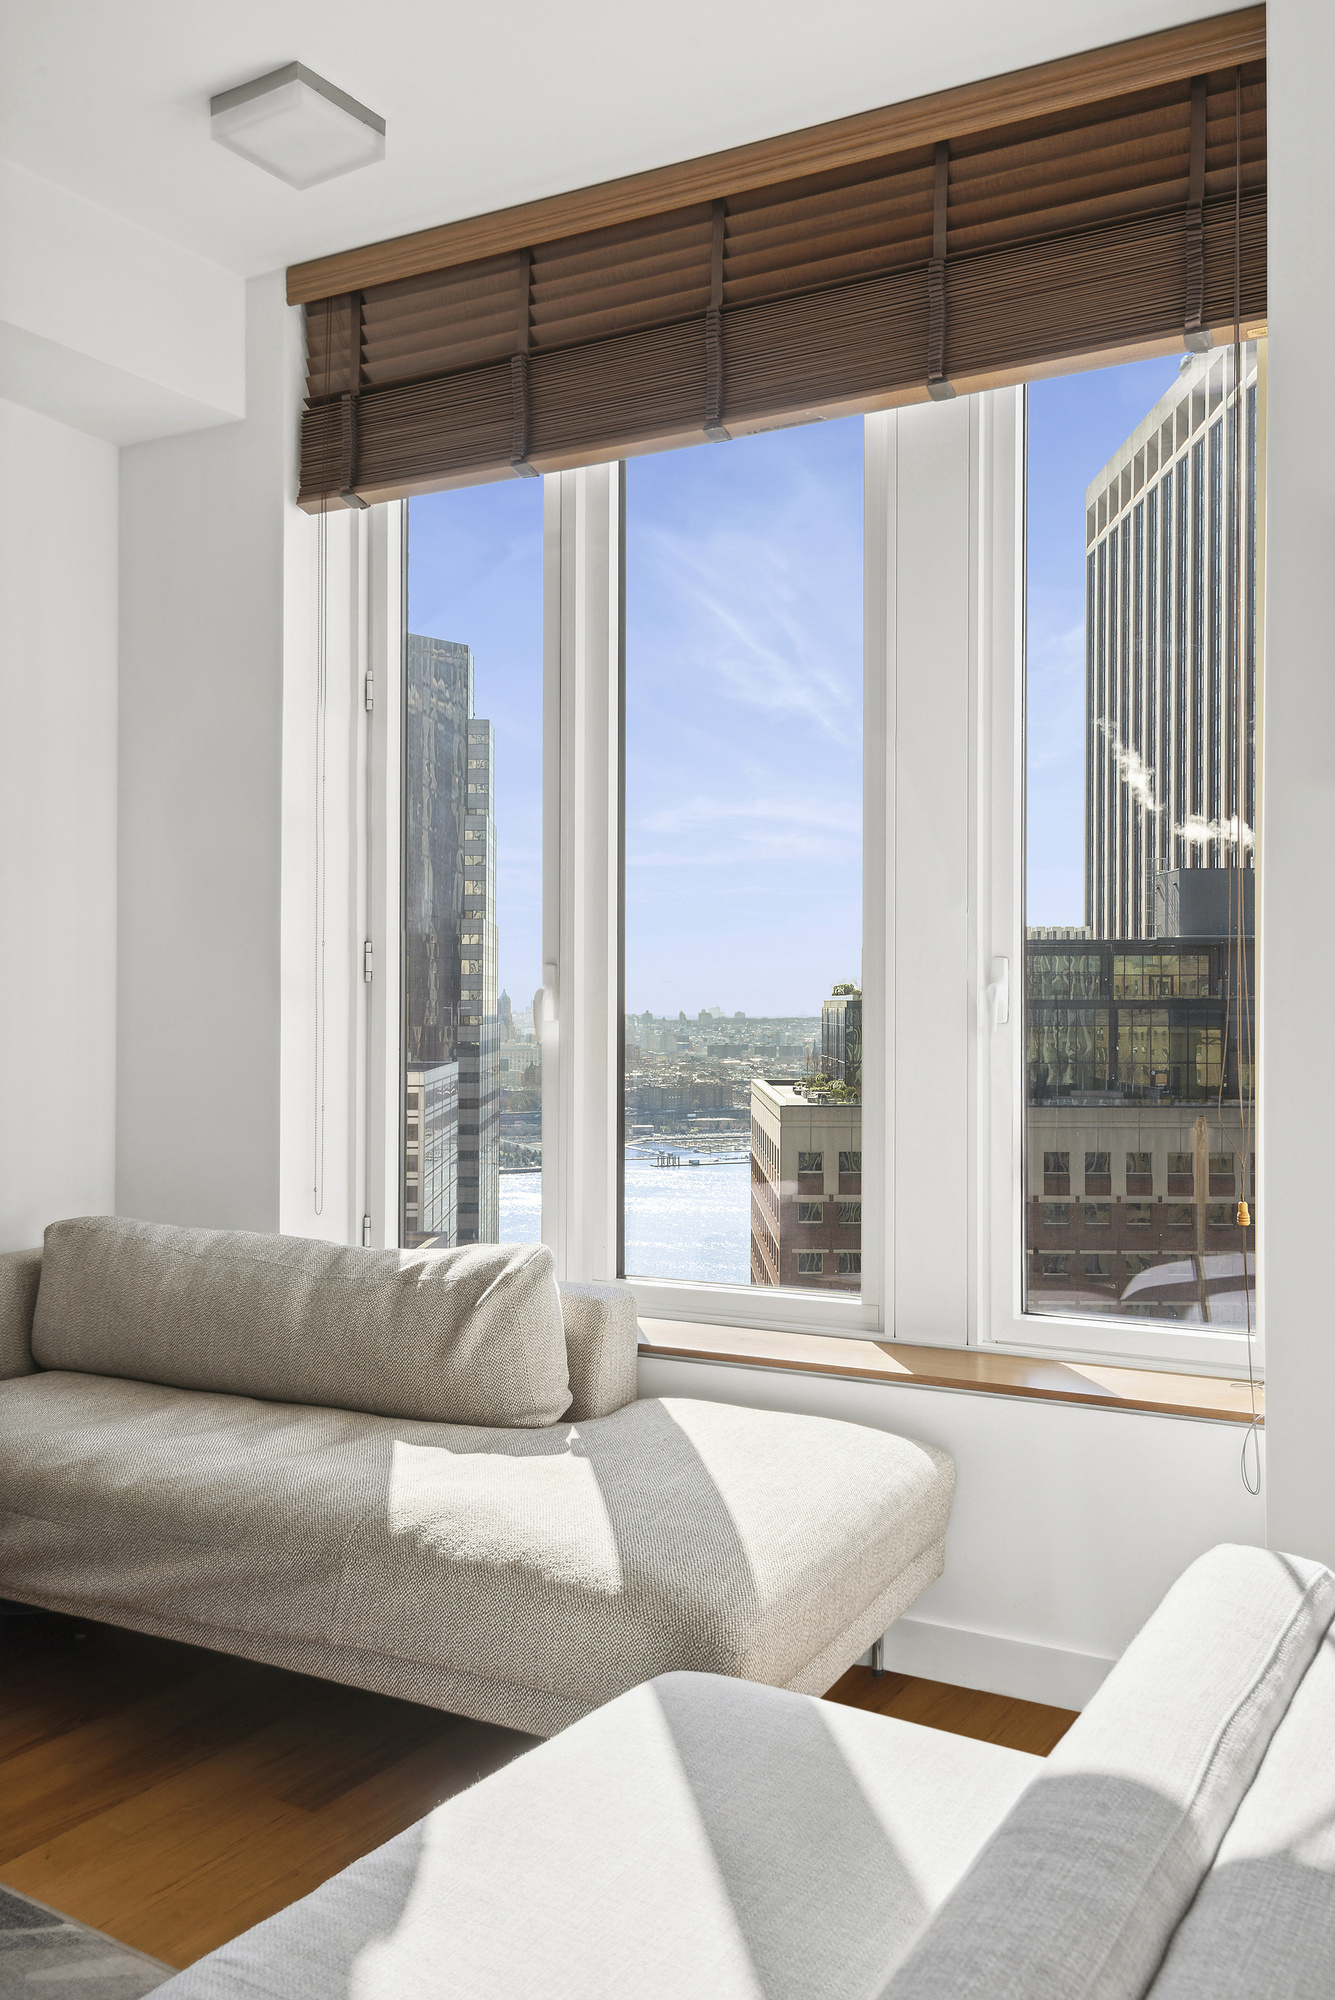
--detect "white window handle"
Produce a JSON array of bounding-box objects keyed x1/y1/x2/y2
[
  {"x1": 533, "y1": 965, "x2": 558, "y2": 1039},
  {"x1": 986, "y1": 955, "x2": 1010, "y2": 1031}
]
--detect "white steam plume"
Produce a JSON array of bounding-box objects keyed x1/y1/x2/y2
[
  {"x1": 1098, "y1": 722, "x2": 1255, "y2": 856},
  {"x1": 1175, "y1": 812, "x2": 1255, "y2": 855},
  {"x1": 1098, "y1": 721, "x2": 1158, "y2": 813}
]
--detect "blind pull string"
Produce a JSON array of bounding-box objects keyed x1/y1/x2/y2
[
  {"x1": 511, "y1": 248, "x2": 539, "y2": 477},
  {"x1": 339, "y1": 291, "x2": 368, "y2": 508},
  {"x1": 1184, "y1": 76, "x2": 1212, "y2": 353},
  {"x1": 704, "y1": 199, "x2": 731, "y2": 441},
  {"x1": 313, "y1": 295, "x2": 334, "y2": 1216},
  {"x1": 926, "y1": 140, "x2": 956, "y2": 402}
]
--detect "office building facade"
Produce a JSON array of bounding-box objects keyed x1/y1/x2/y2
[
  {"x1": 1085, "y1": 344, "x2": 1260, "y2": 939},
  {"x1": 821, "y1": 984, "x2": 862, "y2": 1088},
  {"x1": 405, "y1": 635, "x2": 500, "y2": 1246},
  {"x1": 1025, "y1": 931, "x2": 1254, "y2": 1321},
  {"x1": 404, "y1": 1062, "x2": 459, "y2": 1245},
  {"x1": 750, "y1": 1079, "x2": 861, "y2": 1293}
]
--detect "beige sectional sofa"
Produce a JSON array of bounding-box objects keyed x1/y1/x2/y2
[
  {"x1": 155, "y1": 1543, "x2": 1335, "y2": 2000},
  {"x1": 0, "y1": 1216, "x2": 954, "y2": 1736}
]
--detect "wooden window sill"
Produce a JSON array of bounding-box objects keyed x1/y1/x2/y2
[{"x1": 637, "y1": 1319, "x2": 1264, "y2": 1425}]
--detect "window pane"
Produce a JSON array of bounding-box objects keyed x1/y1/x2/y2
[
  {"x1": 405, "y1": 483, "x2": 543, "y2": 1247},
  {"x1": 1025, "y1": 348, "x2": 1261, "y2": 1328},
  {"x1": 623, "y1": 420, "x2": 863, "y2": 1291}
]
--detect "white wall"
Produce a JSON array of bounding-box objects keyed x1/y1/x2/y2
[
  {"x1": 1260, "y1": 4, "x2": 1335, "y2": 1573},
  {"x1": 640, "y1": 1350, "x2": 1265, "y2": 1707},
  {"x1": 115, "y1": 273, "x2": 299, "y2": 1231},
  {"x1": 0, "y1": 158, "x2": 245, "y2": 446},
  {"x1": 0, "y1": 398, "x2": 119, "y2": 1251}
]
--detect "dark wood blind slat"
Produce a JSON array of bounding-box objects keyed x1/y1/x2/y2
[{"x1": 298, "y1": 28, "x2": 1266, "y2": 510}]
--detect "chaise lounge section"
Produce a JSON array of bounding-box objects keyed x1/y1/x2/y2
[{"x1": 0, "y1": 1216, "x2": 954, "y2": 1736}]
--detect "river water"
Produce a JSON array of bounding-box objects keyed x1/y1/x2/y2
[{"x1": 499, "y1": 1156, "x2": 750, "y2": 1284}]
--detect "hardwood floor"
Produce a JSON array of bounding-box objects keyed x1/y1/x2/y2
[
  {"x1": 825, "y1": 1663, "x2": 1077, "y2": 1757},
  {"x1": 0, "y1": 1610, "x2": 1076, "y2": 1969},
  {"x1": 0, "y1": 1612, "x2": 537, "y2": 1968}
]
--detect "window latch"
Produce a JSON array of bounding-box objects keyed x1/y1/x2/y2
[
  {"x1": 986, "y1": 955, "x2": 1010, "y2": 1031},
  {"x1": 533, "y1": 964, "x2": 558, "y2": 1039},
  {"x1": 363, "y1": 939, "x2": 373, "y2": 983}
]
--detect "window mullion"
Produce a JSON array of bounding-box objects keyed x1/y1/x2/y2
[
  {"x1": 544, "y1": 463, "x2": 622, "y2": 1283},
  {"x1": 365, "y1": 501, "x2": 404, "y2": 1248},
  {"x1": 862, "y1": 412, "x2": 896, "y2": 1335}
]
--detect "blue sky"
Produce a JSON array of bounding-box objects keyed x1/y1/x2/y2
[
  {"x1": 408, "y1": 421, "x2": 865, "y2": 1021},
  {"x1": 407, "y1": 355, "x2": 1185, "y2": 1013},
  {"x1": 624, "y1": 420, "x2": 863, "y2": 1018}
]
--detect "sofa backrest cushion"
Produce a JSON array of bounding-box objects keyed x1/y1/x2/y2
[
  {"x1": 557, "y1": 1282, "x2": 640, "y2": 1420},
  {"x1": 0, "y1": 1248, "x2": 41, "y2": 1381},
  {"x1": 33, "y1": 1216, "x2": 572, "y2": 1429},
  {"x1": 881, "y1": 1544, "x2": 1335, "y2": 2000},
  {"x1": 1145, "y1": 1624, "x2": 1335, "y2": 1999}
]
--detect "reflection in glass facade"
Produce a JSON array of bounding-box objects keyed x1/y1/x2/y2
[{"x1": 1024, "y1": 930, "x2": 1255, "y2": 1324}]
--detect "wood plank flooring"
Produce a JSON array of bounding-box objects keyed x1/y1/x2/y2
[
  {"x1": 824, "y1": 1663, "x2": 1077, "y2": 1757},
  {"x1": 1, "y1": 1610, "x2": 1076, "y2": 1970},
  {"x1": 0, "y1": 1612, "x2": 537, "y2": 1968}
]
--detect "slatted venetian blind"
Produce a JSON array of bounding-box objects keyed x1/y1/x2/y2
[{"x1": 290, "y1": 6, "x2": 1266, "y2": 510}]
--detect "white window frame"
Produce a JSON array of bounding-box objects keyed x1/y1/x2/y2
[
  {"x1": 975, "y1": 383, "x2": 1264, "y2": 1377},
  {"x1": 280, "y1": 499, "x2": 403, "y2": 1255},
  {"x1": 604, "y1": 433, "x2": 888, "y2": 1339},
  {"x1": 355, "y1": 384, "x2": 1262, "y2": 1376}
]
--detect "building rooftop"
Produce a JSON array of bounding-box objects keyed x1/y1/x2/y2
[{"x1": 753, "y1": 1078, "x2": 861, "y2": 1110}]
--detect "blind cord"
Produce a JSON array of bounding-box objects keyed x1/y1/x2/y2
[{"x1": 313, "y1": 298, "x2": 334, "y2": 1216}]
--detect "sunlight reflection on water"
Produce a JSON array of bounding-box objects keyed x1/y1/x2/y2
[{"x1": 499, "y1": 1158, "x2": 751, "y2": 1283}]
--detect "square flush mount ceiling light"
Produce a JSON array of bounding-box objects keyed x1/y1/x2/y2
[{"x1": 211, "y1": 64, "x2": 385, "y2": 190}]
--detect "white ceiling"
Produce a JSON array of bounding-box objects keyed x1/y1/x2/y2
[{"x1": 2, "y1": 0, "x2": 1212, "y2": 278}]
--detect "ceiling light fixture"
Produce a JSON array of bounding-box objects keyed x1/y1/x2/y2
[{"x1": 211, "y1": 64, "x2": 385, "y2": 190}]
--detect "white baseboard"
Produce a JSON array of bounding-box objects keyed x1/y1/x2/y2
[{"x1": 863, "y1": 1616, "x2": 1116, "y2": 1712}]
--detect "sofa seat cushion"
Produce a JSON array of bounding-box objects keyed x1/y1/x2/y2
[
  {"x1": 0, "y1": 1373, "x2": 953, "y2": 1734},
  {"x1": 154, "y1": 1672, "x2": 1040, "y2": 2000},
  {"x1": 33, "y1": 1216, "x2": 571, "y2": 1429}
]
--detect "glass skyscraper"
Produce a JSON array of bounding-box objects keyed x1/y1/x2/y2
[
  {"x1": 1084, "y1": 343, "x2": 1260, "y2": 940},
  {"x1": 405, "y1": 635, "x2": 500, "y2": 1246}
]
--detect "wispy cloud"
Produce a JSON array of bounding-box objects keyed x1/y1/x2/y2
[{"x1": 635, "y1": 512, "x2": 860, "y2": 744}]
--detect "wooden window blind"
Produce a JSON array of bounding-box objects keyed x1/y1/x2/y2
[{"x1": 293, "y1": 6, "x2": 1265, "y2": 511}]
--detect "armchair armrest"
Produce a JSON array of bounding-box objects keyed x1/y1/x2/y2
[
  {"x1": 0, "y1": 1248, "x2": 41, "y2": 1380},
  {"x1": 558, "y1": 1281, "x2": 639, "y2": 1419}
]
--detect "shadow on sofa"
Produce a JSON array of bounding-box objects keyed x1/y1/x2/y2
[
  {"x1": 157, "y1": 1673, "x2": 971, "y2": 2000},
  {"x1": 0, "y1": 1218, "x2": 955, "y2": 1737},
  {"x1": 156, "y1": 1547, "x2": 1335, "y2": 1999}
]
